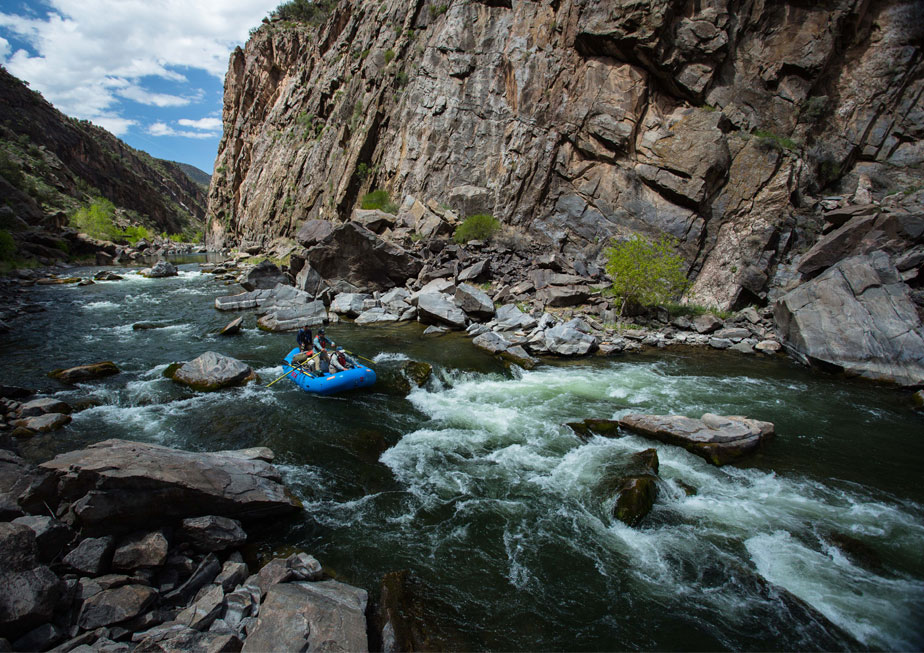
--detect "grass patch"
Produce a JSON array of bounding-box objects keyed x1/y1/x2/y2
[
  {"x1": 753, "y1": 129, "x2": 798, "y2": 152},
  {"x1": 360, "y1": 189, "x2": 398, "y2": 213},
  {"x1": 453, "y1": 214, "x2": 500, "y2": 244}
]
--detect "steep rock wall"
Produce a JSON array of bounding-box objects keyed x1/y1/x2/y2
[{"x1": 207, "y1": 0, "x2": 923, "y2": 310}]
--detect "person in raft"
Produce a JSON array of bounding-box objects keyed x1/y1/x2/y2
[
  {"x1": 313, "y1": 327, "x2": 335, "y2": 352},
  {"x1": 293, "y1": 325, "x2": 314, "y2": 364},
  {"x1": 329, "y1": 347, "x2": 354, "y2": 373},
  {"x1": 313, "y1": 350, "x2": 331, "y2": 376}
]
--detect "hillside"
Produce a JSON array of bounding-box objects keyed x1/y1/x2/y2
[{"x1": 0, "y1": 66, "x2": 207, "y2": 240}]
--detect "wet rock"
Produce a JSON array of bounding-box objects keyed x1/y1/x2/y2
[
  {"x1": 402, "y1": 361, "x2": 432, "y2": 387},
  {"x1": 0, "y1": 385, "x2": 33, "y2": 400},
  {"x1": 11, "y1": 515, "x2": 74, "y2": 562},
  {"x1": 500, "y1": 345, "x2": 538, "y2": 370},
  {"x1": 823, "y1": 532, "x2": 884, "y2": 573},
  {"x1": 40, "y1": 439, "x2": 301, "y2": 532},
  {"x1": 35, "y1": 276, "x2": 81, "y2": 285},
  {"x1": 169, "y1": 352, "x2": 257, "y2": 391},
  {"x1": 454, "y1": 283, "x2": 494, "y2": 320},
  {"x1": 133, "y1": 322, "x2": 170, "y2": 330},
  {"x1": 18, "y1": 397, "x2": 71, "y2": 416},
  {"x1": 417, "y1": 292, "x2": 467, "y2": 329},
  {"x1": 78, "y1": 585, "x2": 158, "y2": 630},
  {"x1": 565, "y1": 419, "x2": 622, "y2": 440},
  {"x1": 93, "y1": 271, "x2": 124, "y2": 281},
  {"x1": 242, "y1": 580, "x2": 368, "y2": 653},
  {"x1": 63, "y1": 536, "x2": 115, "y2": 576},
  {"x1": 112, "y1": 530, "x2": 169, "y2": 571},
  {"x1": 913, "y1": 390, "x2": 924, "y2": 409},
  {"x1": 218, "y1": 316, "x2": 243, "y2": 336},
  {"x1": 179, "y1": 516, "x2": 247, "y2": 553},
  {"x1": 613, "y1": 475, "x2": 658, "y2": 527},
  {"x1": 755, "y1": 340, "x2": 781, "y2": 354},
  {"x1": 329, "y1": 292, "x2": 371, "y2": 317},
  {"x1": 775, "y1": 252, "x2": 924, "y2": 386},
  {"x1": 709, "y1": 337, "x2": 732, "y2": 350},
  {"x1": 422, "y1": 325, "x2": 447, "y2": 335},
  {"x1": 240, "y1": 260, "x2": 287, "y2": 291},
  {"x1": 48, "y1": 361, "x2": 120, "y2": 383},
  {"x1": 618, "y1": 413, "x2": 775, "y2": 466},
  {"x1": 141, "y1": 260, "x2": 178, "y2": 278},
  {"x1": 11, "y1": 412, "x2": 71, "y2": 433}
]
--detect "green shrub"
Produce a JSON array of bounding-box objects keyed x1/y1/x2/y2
[
  {"x1": 430, "y1": 3, "x2": 448, "y2": 17},
  {"x1": 271, "y1": 0, "x2": 335, "y2": 25},
  {"x1": 384, "y1": 49, "x2": 395, "y2": 64},
  {"x1": 604, "y1": 235, "x2": 690, "y2": 319},
  {"x1": 70, "y1": 197, "x2": 118, "y2": 240},
  {"x1": 799, "y1": 96, "x2": 828, "y2": 123},
  {"x1": 0, "y1": 229, "x2": 15, "y2": 261},
  {"x1": 753, "y1": 129, "x2": 798, "y2": 152},
  {"x1": 360, "y1": 189, "x2": 398, "y2": 213},
  {"x1": 453, "y1": 214, "x2": 500, "y2": 244}
]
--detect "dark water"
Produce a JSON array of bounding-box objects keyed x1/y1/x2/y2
[{"x1": 2, "y1": 262, "x2": 923, "y2": 651}]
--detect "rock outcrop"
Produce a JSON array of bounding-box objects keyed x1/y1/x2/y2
[{"x1": 168, "y1": 352, "x2": 258, "y2": 391}]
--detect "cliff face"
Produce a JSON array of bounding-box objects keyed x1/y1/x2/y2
[
  {"x1": 207, "y1": 0, "x2": 923, "y2": 310},
  {"x1": 0, "y1": 67, "x2": 207, "y2": 234}
]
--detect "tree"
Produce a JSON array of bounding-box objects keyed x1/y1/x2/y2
[{"x1": 605, "y1": 234, "x2": 690, "y2": 319}]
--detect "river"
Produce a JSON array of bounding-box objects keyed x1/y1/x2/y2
[{"x1": 3, "y1": 260, "x2": 923, "y2": 651}]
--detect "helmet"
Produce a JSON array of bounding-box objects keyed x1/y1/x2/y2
[{"x1": 319, "y1": 328, "x2": 325, "y2": 334}]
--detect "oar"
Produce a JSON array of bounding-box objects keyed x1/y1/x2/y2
[
  {"x1": 344, "y1": 349, "x2": 377, "y2": 367},
  {"x1": 266, "y1": 352, "x2": 319, "y2": 387}
]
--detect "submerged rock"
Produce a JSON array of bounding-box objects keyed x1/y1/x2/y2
[
  {"x1": 218, "y1": 316, "x2": 244, "y2": 336},
  {"x1": 48, "y1": 361, "x2": 120, "y2": 383},
  {"x1": 618, "y1": 413, "x2": 774, "y2": 466},
  {"x1": 403, "y1": 361, "x2": 433, "y2": 387},
  {"x1": 168, "y1": 351, "x2": 257, "y2": 391},
  {"x1": 565, "y1": 418, "x2": 622, "y2": 440},
  {"x1": 141, "y1": 260, "x2": 178, "y2": 278}
]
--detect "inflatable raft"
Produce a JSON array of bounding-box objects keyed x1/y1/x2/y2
[{"x1": 281, "y1": 347, "x2": 376, "y2": 395}]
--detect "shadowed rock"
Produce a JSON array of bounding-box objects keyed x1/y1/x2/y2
[
  {"x1": 39, "y1": 439, "x2": 301, "y2": 532},
  {"x1": 240, "y1": 260, "x2": 287, "y2": 291},
  {"x1": 48, "y1": 361, "x2": 119, "y2": 383},
  {"x1": 218, "y1": 316, "x2": 243, "y2": 336},
  {"x1": 618, "y1": 413, "x2": 774, "y2": 466},
  {"x1": 307, "y1": 223, "x2": 421, "y2": 291}
]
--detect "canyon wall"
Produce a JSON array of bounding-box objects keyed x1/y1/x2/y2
[{"x1": 207, "y1": 0, "x2": 923, "y2": 311}]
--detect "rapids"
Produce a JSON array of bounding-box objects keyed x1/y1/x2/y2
[{"x1": 2, "y1": 260, "x2": 922, "y2": 650}]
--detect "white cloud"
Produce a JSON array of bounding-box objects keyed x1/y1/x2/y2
[
  {"x1": 147, "y1": 120, "x2": 217, "y2": 139},
  {"x1": 178, "y1": 117, "x2": 222, "y2": 131},
  {"x1": 0, "y1": 0, "x2": 278, "y2": 132},
  {"x1": 92, "y1": 115, "x2": 138, "y2": 136}
]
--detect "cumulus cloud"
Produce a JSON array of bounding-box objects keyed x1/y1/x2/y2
[
  {"x1": 148, "y1": 120, "x2": 218, "y2": 139},
  {"x1": 178, "y1": 117, "x2": 223, "y2": 131},
  {"x1": 0, "y1": 0, "x2": 276, "y2": 135}
]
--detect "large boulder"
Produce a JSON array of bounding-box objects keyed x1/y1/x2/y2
[
  {"x1": 774, "y1": 252, "x2": 924, "y2": 386},
  {"x1": 242, "y1": 580, "x2": 368, "y2": 653},
  {"x1": 39, "y1": 439, "x2": 301, "y2": 532},
  {"x1": 179, "y1": 515, "x2": 247, "y2": 552},
  {"x1": 352, "y1": 208, "x2": 396, "y2": 233},
  {"x1": 618, "y1": 413, "x2": 775, "y2": 466},
  {"x1": 141, "y1": 260, "x2": 178, "y2": 278},
  {"x1": 294, "y1": 262, "x2": 328, "y2": 297},
  {"x1": 240, "y1": 260, "x2": 287, "y2": 291},
  {"x1": 169, "y1": 352, "x2": 257, "y2": 391},
  {"x1": 48, "y1": 361, "x2": 119, "y2": 383},
  {"x1": 256, "y1": 300, "x2": 327, "y2": 331},
  {"x1": 416, "y1": 292, "x2": 467, "y2": 329},
  {"x1": 78, "y1": 585, "x2": 157, "y2": 630},
  {"x1": 295, "y1": 219, "x2": 334, "y2": 248},
  {"x1": 330, "y1": 292, "x2": 372, "y2": 317},
  {"x1": 0, "y1": 523, "x2": 63, "y2": 638},
  {"x1": 544, "y1": 324, "x2": 597, "y2": 356},
  {"x1": 494, "y1": 304, "x2": 537, "y2": 331},
  {"x1": 0, "y1": 450, "x2": 53, "y2": 520},
  {"x1": 454, "y1": 283, "x2": 494, "y2": 320},
  {"x1": 307, "y1": 223, "x2": 422, "y2": 291}
]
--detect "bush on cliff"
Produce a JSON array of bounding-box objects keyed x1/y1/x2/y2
[
  {"x1": 272, "y1": 0, "x2": 335, "y2": 25},
  {"x1": 605, "y1": 235, "x2": 689, "y2": 318},
  {"x1": 70, "y1": 198, "x2": 152, "y2": 245},
  {"x1": 360, "y1": 189, "x2": 398, "y2": 214},
  {"x1": 454, "y1": 214, "x2": 500, "y2": 244}
]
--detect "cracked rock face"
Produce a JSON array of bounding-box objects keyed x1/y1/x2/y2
[{"x1": 206, "y1": 0, "x2": 923, "y2": 316}]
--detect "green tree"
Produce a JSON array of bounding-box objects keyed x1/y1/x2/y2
[{"x1": 605, "y1": 234, "x2": 690, "y2": 319}]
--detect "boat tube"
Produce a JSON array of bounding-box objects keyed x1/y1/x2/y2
[{"x1": 281, "y1": 347, "x2": 376, "y2": 395}]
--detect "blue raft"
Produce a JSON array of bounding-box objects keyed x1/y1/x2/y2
[{"x1": 281, "y1": 347, "x2": 376, "y2": 395}]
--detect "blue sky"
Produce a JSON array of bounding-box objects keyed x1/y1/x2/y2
[{"x1": 0, "y1": 0, "x2": 280, "y2": 174}]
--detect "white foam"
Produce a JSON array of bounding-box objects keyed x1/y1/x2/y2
[
  {"x1": 81, "y1": 300, "x2": 119, "y2": 310},
  {"x1": 373, "y1": 352, "x2": 410, "y2": 363}
]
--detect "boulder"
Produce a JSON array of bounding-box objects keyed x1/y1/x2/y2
[
  {"x1": 63, "y1": 536, "x2": 115, "y2": 575},
  {"x1": 417, "y1": 292, "x2": 467, "y2": 329},
  {"x1": 179, "y1": 516, "x2": 247, "y2": 552},
  {"x1": 0, "y1": 450, "x2": 53, "y2": 520},
  {"x1": 306, "y1": 223, "x2": 421, "y2": 291},
  {"x1": 240, "y1": 260, "x2": 287, "y2": 291},
  {"x1": 352, "y1": 208, "x2": 396, "y2": 233},
  {"x1": 354, "y1": 307, "x2": 401, "y2": 324},
  {"x1": 500, "y1": 345, "x2": 539, "y2": 369},
  {"x1": 612, "y1": 449, "x2": 660, "y2": 527},
  {"x1": 11, "y1": 412, "x2": 71, "y2": 433},
  {"x1": 12, "y1": 516, "x2": 73, "y2": 562},
  {"x1": 775, "y1": 252, "x2": 924, "y2": 386},
  {"x1": 215, "y1": 560, "x2": 250, "y2": 593},
  {"x1": 257, "y1": 300, "x2": 327, "y2": 331},
  {"x1": 0, "y1": 566, "x2": 62, "y2": 638},
  {"x1": 618, "y1": 413, "x2": 775, "y2": 466},
  {"x1": 295, "y1": 219, "x2": 334, "y2": 248},
  {"x1": 169, "y1": 352, "x2": 257, "y2": 391},
  {"x1": 12, "y1": 623, "x2": 65, "y2": 652},
  {"x1": 48, "y1": 361, "x2": 119, "y2": 383},
  {"x1": 112, "y1": 530, "x2": 169, "y2": 570},
  {"x1": 329, "y1": 292, "x2": 371, "y2": 317},
  {"x1": 175, "y1": 583, "x2": 224, "y2": 631},
  {"x1": 544, "y1": 324, "x2": 597, "y2": 356},
  {"x1": 78, "y1": 585, "x2": 157, "y2": 630},
  {"x1": 141, "y1": 260, "x2": 178, "y2": 278},
  {"x1": 0, "y1": 385, "x2": 33, "y2": 400},
  {"x1": 403, "y1": 361, "x2": 433, "y2": 387},
  {"x1": 39, "y1": 439, "x2": 301, "y2": 532},
  {"x1": 692, "y1": 314, "x2": 723, "y2": 334},
  {"x1": 494, "y1": 304, "x2": 537, "y2": 331},
  {"x1": 218, "y1": 316, "x2": 244, "y2": 337},
  {"x1": 162, "y1": 554, "x2": 221, "y2": 607},
  {"x1": 18, "y1": 397, "x2": 71, "y2": 416},
  {"x1": 294, "y1": 262, "x2": 327, "y2": 297},
  {"x1": 537, "y1": 284, "x2": 592, "y2": 307},
  {"x1": 472, "y1": 331, "x2": 511, "y2": 354},
  {"x1": 242, "y1": 581, "x2": 368, "y2": 653},
  {"x1": 457, "y1": 260, "x2": 488, "y2": 282},
  {"x1": 454, "y1": 283, "x2": 494, "y2": 320}
]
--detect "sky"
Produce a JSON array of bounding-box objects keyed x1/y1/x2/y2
[{"x1": 0, "y1": 0, "x2": 281, "y2": 174}]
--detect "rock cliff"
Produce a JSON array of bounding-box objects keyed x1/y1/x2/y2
[{"x1": 207, "y1": 0, "x2": 922, "y2": 310}]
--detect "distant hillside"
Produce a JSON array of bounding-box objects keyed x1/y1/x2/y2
[
  {"x1": 0, "y1": 66, "x2": 207, "y2": 236},
  {"x1": 173, "y1": 161, "x2": 211, "y2": 190}
]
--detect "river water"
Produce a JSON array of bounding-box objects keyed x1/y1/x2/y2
[{"x1": 3, "y1": 260, "x2": 923, "y2": 651}]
